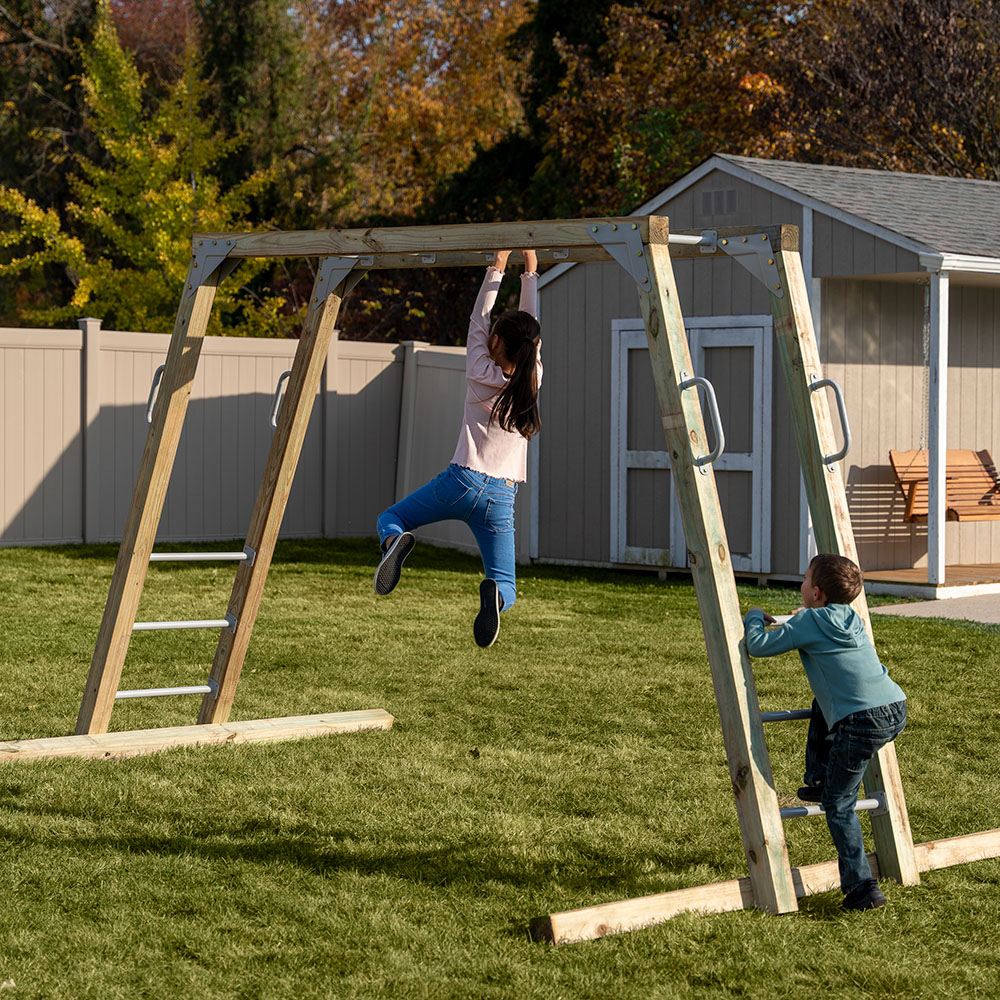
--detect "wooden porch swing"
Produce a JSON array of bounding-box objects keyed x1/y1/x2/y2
[{"x1": 889, "y1": 448, "x2": 1000, "y2": 522}]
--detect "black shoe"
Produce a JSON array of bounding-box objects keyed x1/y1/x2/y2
[
  {"x1": 474, "y1": 579, "x2": 501, "y2": 648},
  {"x1": 842, "y1": 879, "x2": 887, "y2": 911},
  {"x1": 797, "y1": 784, "x2": 824, "y2": 802},
  {"x1": 374, "y1": 532, "x2": 415, "y2": 595}
]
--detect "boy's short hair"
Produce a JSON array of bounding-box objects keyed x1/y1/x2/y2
[{"x1": 809, "y1": 553, "x2": 863, "y2": 605}]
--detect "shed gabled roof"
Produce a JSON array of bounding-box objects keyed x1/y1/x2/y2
[
  {"x1": 711, "y1": 154, "x2": 1000, "y2": 259},
  {"x1": 538, "y1": 153, "x2": 1000, "y2": 290}
]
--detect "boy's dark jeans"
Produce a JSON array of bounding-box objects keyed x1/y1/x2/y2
[{"x1": 804, "y1": 698, "x2": 907, "y2": 892}]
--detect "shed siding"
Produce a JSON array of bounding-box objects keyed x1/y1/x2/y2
[
  {"x1": 537, "y1": 255, "x2": 805, "y2": 574},
  {"x1": 537, "y1": 260, "x2": 634, "y2": 563},
  {"x1": 813, "y1": 214, "x2": 920, "y2": 277},
  {"x1": 669, "y1": 174, "x2": 804, "y2": 574},
  {"x1": 823, "y1": 280, "x2": 1000, "y2": 571},
  {"x1": 666, "y1": 172, "x2": 802, "y2": 320},
  {"x1": 769, "y1": 347, "x2": 800, "y2": 575},
  {"x1": 537, "y1": 170, "x2": 811, "y2": 573},
  {"x1": 948, "y1": 286, "x2": 1000, "y2": 563}
]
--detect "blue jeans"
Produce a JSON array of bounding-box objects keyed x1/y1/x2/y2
[
  {"x1": 805, "y1": 699, "x2": 907, "y2": 891},
  {"x1": 376, "y1": 464, "x2": 518, "y2": 611}
]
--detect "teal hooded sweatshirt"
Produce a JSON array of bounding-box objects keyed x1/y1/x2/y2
[{"x1": 743, "y1": 605, "x2": 905, "y2": 727}]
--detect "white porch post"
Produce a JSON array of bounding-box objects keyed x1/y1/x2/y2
[{"x1": 927, "y1": 269, "x2": 949, "y2": 585}]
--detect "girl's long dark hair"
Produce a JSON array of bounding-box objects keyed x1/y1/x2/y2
[{"x1": 489, "y1": 309, "x2": 542, "y2": 440}]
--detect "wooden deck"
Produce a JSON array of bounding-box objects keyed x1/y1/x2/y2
[
  {"x1": 865, "y1": 563, "x2": 1000, "y2": 586},
  {"x1": 862, "y1": 562, "x2": 1000, "y2": 598}
]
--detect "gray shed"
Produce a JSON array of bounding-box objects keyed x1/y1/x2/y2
[{"x1": 532, "y1": 154, "x2": 1000, "y2": 595}]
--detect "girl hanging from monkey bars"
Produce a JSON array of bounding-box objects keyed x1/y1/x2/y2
[{"x1": 373, "y1": 248, "x2": 542, "y2": 647}]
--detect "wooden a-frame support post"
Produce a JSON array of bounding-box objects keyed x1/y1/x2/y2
[
  {"x1": 769, "y1": 249, "x2": 919, "y2": 886},
  {"x1": 198, "y1": 257, "x2": 352, "y2": 724},
  {"x1": 635, "y1": 227, "x2": 798, "y2": 916},
  {"x1": 76, "y1": 256, "x2": 226, "y2": 734},
  {"x1": 69, "y1": 217, "x2": 685, "y2": 744},
  {"x1": 531, "y1": 222, "x2": 931, "y2": 945}
]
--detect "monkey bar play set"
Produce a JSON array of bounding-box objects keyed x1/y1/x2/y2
[{"x1": 2, "y1": 216, "x2": 997, "y2": 942}]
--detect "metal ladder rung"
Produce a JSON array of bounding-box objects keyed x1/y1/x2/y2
[
  {"x1": 132, "y1": 613, "x2": 236, "y2": 633},
  {"x1": 761, "y1": 709, "x2": 812, "y2": 722},
  {"x1": 781, "y1": 794, "x2": 885, "y2": 820},
  {"x1": 116, "y1": 679, "x2": 219, "y2": 700},
  {"x1": 149, "y1": 546, "x2": 255, "y2": 564}
]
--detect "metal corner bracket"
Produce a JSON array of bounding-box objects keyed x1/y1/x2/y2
[
  {"x1": 588, "y1": 222, "x2": 651, "y2": 289},
  {"x1": 311, "y1": 255, "x2": 374, "y2": 307},
  {"x1": 187, "y1": 239, "x2": 240, "y2": 296},
  {"x1": 717, "y1": 233, "x2": 784, "y2": 298}
]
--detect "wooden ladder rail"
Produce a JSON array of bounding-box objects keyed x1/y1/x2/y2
[
  {"x1": 637, "y1": 233, "x2": 799, "y2": 915},
  {"x1": 76, "y1": 257, "x2": 228, "y2": 734},
  {"x1": 198, "y1": 257, "x2": 354, "y2": 724},
  {"x1": 770, "y1": 249, "x2": 919, "y2": 887}
]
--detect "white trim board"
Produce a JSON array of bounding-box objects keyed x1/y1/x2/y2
[{"x1": 866, "y1": 581, "x2": 1000, "y2": 601}]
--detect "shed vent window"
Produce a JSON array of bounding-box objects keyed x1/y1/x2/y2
[{"x1": 701, "y1": 189, "x2": 737, "y2": 216}]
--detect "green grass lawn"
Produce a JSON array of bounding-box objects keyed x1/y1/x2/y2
[{"x1": 0, "y1": 539, "x2": 998, "y2": 999}]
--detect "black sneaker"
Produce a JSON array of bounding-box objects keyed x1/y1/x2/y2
[
  {"x1": 842, "y1": 879, "x2": 887, "y2": 911},
  {"x1": 474, "y1": 579, "x2": 501, "y2": 648},
  {"x1": 374, "y1": 532, "x2": 415, "y2": 595},
  {"x1": 797, "y1": 784, "x2": 824, "y2": 802}
]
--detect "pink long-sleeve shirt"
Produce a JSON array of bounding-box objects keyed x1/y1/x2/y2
[{"x1": 450, "y1": 267, "x2": 542, "y2": 482}]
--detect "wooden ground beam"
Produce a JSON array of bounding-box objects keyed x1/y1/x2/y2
[
  {"x1": 530, "y1": 828, "x2": 1000, "y2": 945},
  {"x1": 1, "y1": 710, "x2": 393, "y2": 762}
]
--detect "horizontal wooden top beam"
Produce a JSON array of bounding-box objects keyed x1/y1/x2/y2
[
  {"x1": 190, "y1": 219, "x2": 799, "y2": 267},
  {"x1": 195, "y1": 216, "x2": 669, "y2": 260}
]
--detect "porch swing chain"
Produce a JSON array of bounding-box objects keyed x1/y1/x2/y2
[{"x1": 920, "y1": 281, "x2": 931, "y2": 454}]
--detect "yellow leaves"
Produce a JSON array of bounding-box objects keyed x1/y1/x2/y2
[
  {"x1": 0, "y1": 4, "x2": 286, "y2": 336},
  {"x1": 738, "y1": 72, "x2": 787, "y2": 115}
]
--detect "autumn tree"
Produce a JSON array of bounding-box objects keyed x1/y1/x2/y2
[
  {"x1": 289, "y1": 0, "x2": 527, "y2": 227},
  {"x1": 196, "y1": 0, "x2": 305, "y2": 193},
  {"x1": 0, "y1": 2, "x2": 95, "y2": 208},
  {"x1": 108, "y1": 0, "x2": 195, "y2": 86},
  {"x1": 531, "y1": 1, "x2": 794, "y2": 215},
  {"x1": 774, "y1": 0, "x2": 1000, "y2": 179},
  {"x1": 282, "y1": 1, "x2": 531, "y2": 345}
]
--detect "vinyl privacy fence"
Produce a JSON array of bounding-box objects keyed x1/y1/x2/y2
[{"x1": 0, "y1": 319, "x2": 500, "y2": 555}]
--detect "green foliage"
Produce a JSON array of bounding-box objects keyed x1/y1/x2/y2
[
  {"x1": 613, "y1": 107, "x2": 706, "y2": 213},
  {"x1": 0, "y1": 540, "x2": 998, "y2": 997},
  {"x1": 195, "y1": 0, "x2": 306, "y2": 190},
  {"x1": 0, "y1": 0, "x2": 95, "y2": 208},
  {"x1": 0, "y1": 0, "x2": 293, "y2": 336}
]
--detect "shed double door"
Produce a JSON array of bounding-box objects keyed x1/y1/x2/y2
[{"x1": 611, "y1": 316, "x2": 773, "y2": 573}]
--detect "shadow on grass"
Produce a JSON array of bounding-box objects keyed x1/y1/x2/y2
[{"x1": 0, "y1": 803, "x2": 730, "y2": 901}]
